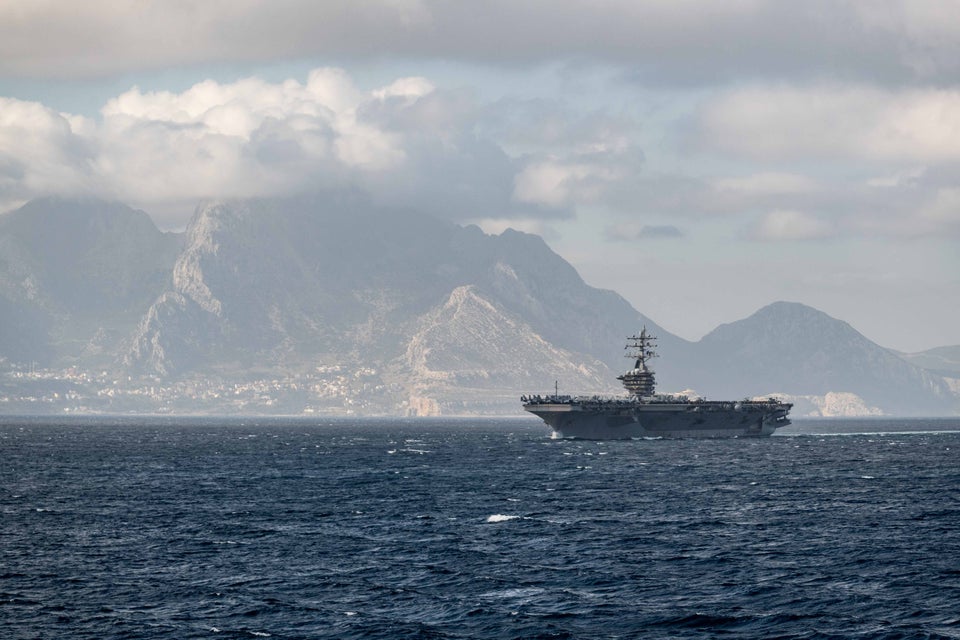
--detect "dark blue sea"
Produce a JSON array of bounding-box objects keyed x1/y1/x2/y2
[{"x1": 3, "y1": 416, "x2": 960, "y2": 639}]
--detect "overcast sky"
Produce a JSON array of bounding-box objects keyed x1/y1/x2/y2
[{"x1": 1, "y1": 0, "x2": 958, "y2": 352}]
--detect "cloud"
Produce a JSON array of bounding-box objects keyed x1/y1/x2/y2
[
  {"x1": 712, "y1": 172, "x2": 818, "y2": 196},
  {"x1": 697, "y1": 85, "x2": 960, "y2": 162},
  {"x1": 0, "y1": 67, "x2": 639, "y2": 225},
  {"x1": 916, "y1": 187, "x2": 960, "y2": 235},
  {"x1": 4, "y1": 2, "x2": 960, "y2": 85},
  {"x1": 4, "y1": 66, "x2": 959, "y2": 242},
  {"x1": 0, "y1": 98, "x2": 96, "y2": 201},
  {"x1": 512, "y1": 159, "x2": 625, "y2": 210},
  {"x1": 866, "y1": 167, "x2": 926, "y2": 188},
  {"x1": 750, "y1": 209, "x2": 834, "y2": 241},
  {"x1": 604, "y1": 223, "x2": 683, "y2": 241}
]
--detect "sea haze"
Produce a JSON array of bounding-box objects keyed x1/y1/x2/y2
[{"x1": 2, "y1": 416, "x2": 960, "y2": 639}]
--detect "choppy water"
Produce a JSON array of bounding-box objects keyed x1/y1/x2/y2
[{"x1": 2, "y1": 416, "x2": 960, "y2": 639}]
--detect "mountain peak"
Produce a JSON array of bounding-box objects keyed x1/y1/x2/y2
[
  {"x1": 3, "y1": 196, "x2": 156, "y2": 234},
  {"x1": 694, "y1": 299, "x2": 952, "y2": 413},
  {"x1": 0, "y1": 197, "x2": 181, "y2": 313},
  {"x1": 750, "y1": 300, "x2": 837, "y2": 322},
  {"x1": 761, "y1": 299, "x2": 818, "y2": 312}
]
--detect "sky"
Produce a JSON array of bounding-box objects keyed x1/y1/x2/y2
[{"x1": 1, "y1": 0, "x2": 958, "y2": 353}]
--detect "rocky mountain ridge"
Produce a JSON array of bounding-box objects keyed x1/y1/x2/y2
[
  {"x1": 0, "y1": 196, "x2": 956, "y2": 416},
  {"x1": 0, "y1": 197, "x2": 181, "y2": 365},
  {"x1": 899, "y1": 346, "x2": 960, "y2": 377}
]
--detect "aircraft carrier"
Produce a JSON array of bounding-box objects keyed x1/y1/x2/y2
[{"x1": 522, "y1": 327, "x2": 792, "y2": 439}]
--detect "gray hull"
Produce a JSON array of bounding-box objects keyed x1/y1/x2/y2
[{"x1": 524, "y1": 401, "x2": 791, "y2": 439}]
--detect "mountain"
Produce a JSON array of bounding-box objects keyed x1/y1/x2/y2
[
  {"x1": 0, "y1": 197, "x2": 182, "y2": 366},
  {"x1": 685, "y1": 302, "x2": 955, "y2": 415},
  {"x1": 899, "y1": 346, "x2": 960, "y2": 377},
  {"x1": 123, "y1": 195, "x2": 656, "y2": 409},
  {"x1": 0, "y1": 196, "x2": 957, "y2": 416},
  {"x1": 400, "y1": 285, "x2": 612, "y2": 414}
]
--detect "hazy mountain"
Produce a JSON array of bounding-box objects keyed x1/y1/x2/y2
[
  {"x1": 899, "y1": 346, "x2": 960, "y2": 377},
  {"x1": 0, "y1": 197, "x2": 181, "y2": 365},
  {"x1": 685, "y1": 302, "x2": 954, "y2": 415},
  {"x1": 124, "y1": 195, "x2": 657, "y2": 394},
  {"x1": 1, "y1": 196, "x2": 957, "y2": 416},
  {"x1": 399, "y1": 285, "x2": 617, "y2": 413}
]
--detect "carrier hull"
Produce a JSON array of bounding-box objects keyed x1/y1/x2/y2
[{"x1": 524, "y1": 399, "x2": 791, "y2": 439}]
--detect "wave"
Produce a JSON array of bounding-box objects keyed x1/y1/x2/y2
[{"x1": 485, "y1": 514, "x2": 520, "y2": 523}]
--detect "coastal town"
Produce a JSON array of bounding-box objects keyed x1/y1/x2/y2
[{"x1": 0, "y1": 361, "x2": 401, "y2": 415}]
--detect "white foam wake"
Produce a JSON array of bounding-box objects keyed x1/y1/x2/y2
[{"x1": 486, "y1": 514, "x2": 520, "y2": 523}]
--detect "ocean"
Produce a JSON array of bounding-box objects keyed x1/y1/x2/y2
[{"x1": 2, "y1": 416, "x2": 959, "y2": 639}]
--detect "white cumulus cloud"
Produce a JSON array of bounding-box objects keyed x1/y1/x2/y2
[
  {"x1": 0, "y1": 67, "x2": 640, "y2": 226},
  {"x1": 0, "y1": 98, "x2": 96, "y2": 200}
]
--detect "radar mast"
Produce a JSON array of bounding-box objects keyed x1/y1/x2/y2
[{"x1": 617, "y1": 326, "x2": 658, "y2": 398}]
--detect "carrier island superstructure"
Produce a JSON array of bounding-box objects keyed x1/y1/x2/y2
[{"x1": 522, "y1": 327, "x2": 792, "y2": 439}]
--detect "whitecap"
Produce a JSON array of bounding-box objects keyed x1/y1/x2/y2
[{"x1": 486, "y1": 514, "x2": 520, "y2": 523}]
